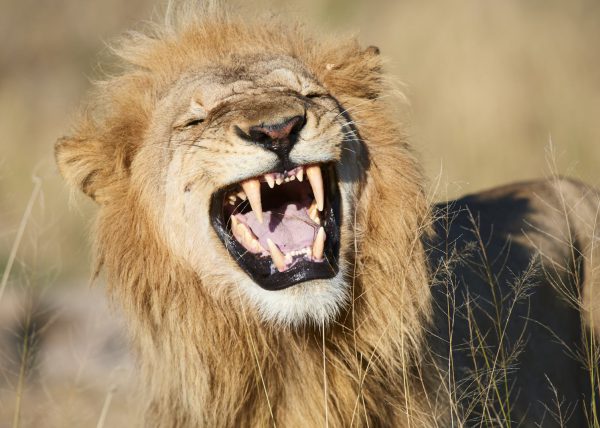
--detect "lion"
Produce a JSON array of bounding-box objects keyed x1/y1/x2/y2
[{"x1": 55, "y1": 4, "x2": 600, "y2": 427}]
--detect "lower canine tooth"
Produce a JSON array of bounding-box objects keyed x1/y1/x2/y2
[
  {"x1": 267, "y1": 239, "x2": 287, "y2": 272},
  {"x1": 312, "y1": 227, "x2": 326, "y2": 261}
]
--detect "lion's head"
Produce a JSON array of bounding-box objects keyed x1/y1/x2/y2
[{"x1": 56, "y1": 9, "x2": 428, "y2": 328}]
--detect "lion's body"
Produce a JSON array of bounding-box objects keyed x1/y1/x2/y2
[
  {"x1": 54, "y1": 4, "x2": 600, "y2": 427},
  {"x1": 427, "y1": 178, "x2": 600, "y2": 427}
]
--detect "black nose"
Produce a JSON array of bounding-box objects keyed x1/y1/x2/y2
[{"x1": 238, "y1": 115, "x2": 305, "y2": 159}]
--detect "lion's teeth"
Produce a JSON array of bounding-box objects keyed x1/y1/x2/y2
[
  {"x1": 241, "y1": 178, "x2": 263, "y2": 224},
  {"x1": 312, "y1": 227, "x2": 326, "y2": 261},
  {"x1": 267, "y1": 239, "x2": 287, "y2": 272},
  {"x1": 306, "y1": 165, "x2": 324, "y2": 211},
  {"x1": 275, "y1": 176, "x2": 284, "y2": 186},
  {"x1": 296, "y1": 168, "x2": 304, "y2": 182},
  {"x1": 264, "y1": 174, "x2": 275, "y2": 189},
  {"x1": 236, "y1": 190, "x2": 247, "y2": 201}
]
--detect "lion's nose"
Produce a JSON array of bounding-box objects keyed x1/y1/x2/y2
[{"x1": 240, "y1": 115, "x2": 305, "y2": 159}]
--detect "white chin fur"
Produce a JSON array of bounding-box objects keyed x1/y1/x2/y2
[{"x1": 238, "y1": 270, "x2": 349, "y2": 327}]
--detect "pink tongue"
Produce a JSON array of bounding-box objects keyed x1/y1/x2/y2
[{"x1": 235, "y1": 203, "x2": 319, "y2": 254}]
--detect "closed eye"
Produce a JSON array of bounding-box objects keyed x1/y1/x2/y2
[
  {"x1": 183, "y1": 118, "x2": 205, "y2": 128},
  {"x1": 174, "y1": 117, "x2": 205, "y2": 130}
]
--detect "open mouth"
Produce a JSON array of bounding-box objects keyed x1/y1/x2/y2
[{"x1": 210, "y1": 164, "x2": 341, "y2": 290}]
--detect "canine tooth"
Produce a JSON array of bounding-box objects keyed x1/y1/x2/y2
[
  {"x1": 267, "y1": 239, "x2": 287, "y2": 272},
  {"x1": 297, "y1": 168, "x2": 304, "y2": 182},
  {"x1": 265, "y1": 174, "x2": 275, "y2": 189},
  {"x1": 241, "y1": 179, "x2": 263, "y2": 224},
  {"x1": 306, "y1": 165, "x2": 324, "y2": 211},
  {"x1": 312, "y1": 227, "x2": 326, "y2": 261},
  {"x1": 236, "y1": 191, "x2": 247, "y2": 201}
]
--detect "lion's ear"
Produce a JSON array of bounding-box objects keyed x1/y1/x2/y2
[
  {"x1": 55, "y1": 135, "x2": 124, "y2": 203},
  {"x1": 321, "y1": 42, "x2": 384, "y2": 100}
]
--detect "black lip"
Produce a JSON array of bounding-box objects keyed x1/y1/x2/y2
[{"x1": 209, "y1": 164, "x2": 341, "y2": 291}]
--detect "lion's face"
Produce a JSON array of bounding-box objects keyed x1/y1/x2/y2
[
  {"x1": 128, "y1": 55, "x2": 366, "y2": 325},
  {"x1": 55, "y1": 20, "x2": 385, "y2": 327}
]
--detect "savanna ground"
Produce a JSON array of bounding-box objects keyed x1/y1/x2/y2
[{"x1": 1, "y1": 0, "x2": 599, "y2": 426}]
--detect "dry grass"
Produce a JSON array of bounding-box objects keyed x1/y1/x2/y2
[{"x1": 1, "y1": 0, "x2": 600, "y2": 426}]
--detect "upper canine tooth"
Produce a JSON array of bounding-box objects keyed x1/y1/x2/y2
[
  {"x1": 312, "y1": 227, "x2": 326, "y2": 261},
  {"x1": 241, "y1": 179, "x2": 263, "y2": 224},
  {"x1": 267, "y1": 239, "x2": 287, "y2": 272},
  {"x1": 265, "y1": 174, "x2": 275, "y2": 189},
  {"x1": 297, "y1": 167, "x2": 304, "y2": 182},
  {"x1": 306, "y1": 165, "x2": 324, "y2": 212}
]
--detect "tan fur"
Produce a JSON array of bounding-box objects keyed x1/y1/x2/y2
[{"x1": 55, "y1": 5, "x2": 441, "y2": 427}]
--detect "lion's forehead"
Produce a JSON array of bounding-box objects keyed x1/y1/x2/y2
[{"x1": 182, "y1": 56, "x2": 319, "y2": 109}]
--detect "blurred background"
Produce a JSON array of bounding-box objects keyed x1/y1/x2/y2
[{"x1": 1, "y1": 0, "x2": 599, "y2": 426}]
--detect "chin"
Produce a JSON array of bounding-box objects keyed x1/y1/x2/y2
[{"x1": 237, "y1": 271, "x2": 350, "y2": 327}]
